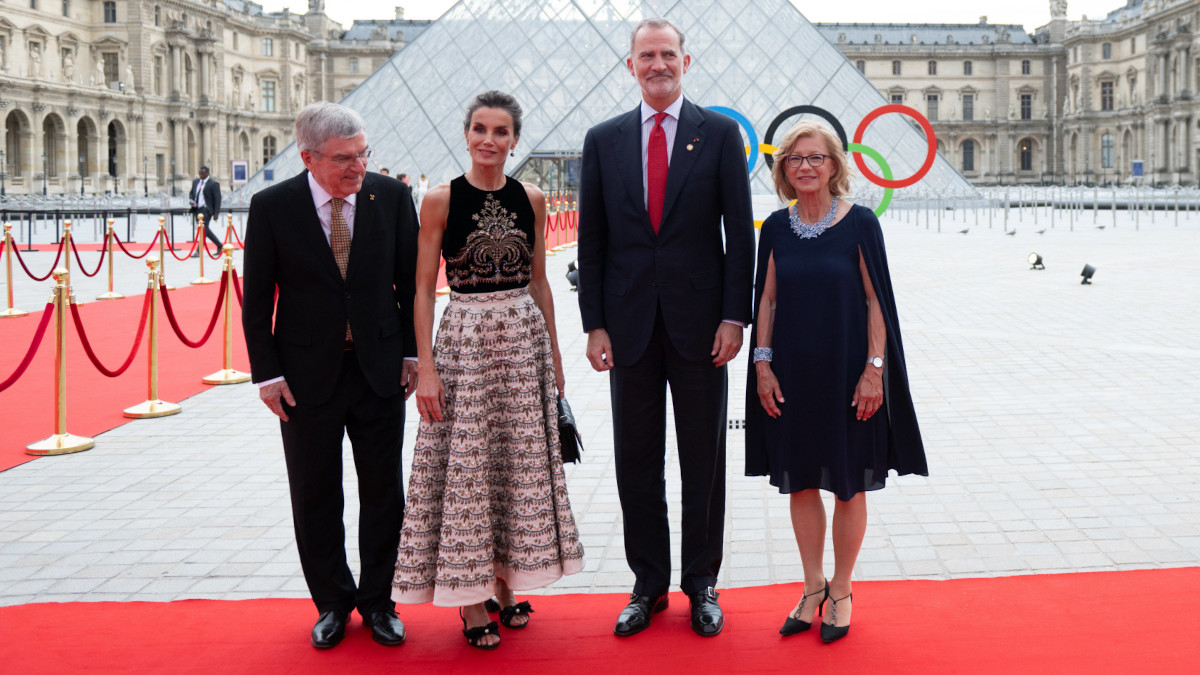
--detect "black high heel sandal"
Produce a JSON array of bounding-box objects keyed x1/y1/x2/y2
[
  {"x1": 460, "y1": 607, "x2": 501, "y2": 650},
  {"x1": 820, "y1": 592, "x2": 853, "y2": 643},
  {"x1": 483, "y1": 598, "x2": 501, "y2": 613},
  {"x1": 498, "y1": 601, "x2": 534, "y2": 629},
  {"x1": 779, "y1": 581, "x2": 828, "y2": 636}
]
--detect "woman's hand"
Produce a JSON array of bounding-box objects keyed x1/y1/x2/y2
[
  {"x1": 415, "y1": 366, "x2": 446, "y2": 423},
  {"x1": 553, "y1": 353, "x2": 566, "y2": 397},
  {"x1": 852, "y1": 369, "x2": 883, "y2": 421},
  {"x1": 756, "y1": 363, "x2": 785, "y2": 418}
]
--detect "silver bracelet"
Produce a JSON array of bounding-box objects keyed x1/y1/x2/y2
[{"x1": 753, "y1": 347, "x2": 773, "y2": 363}]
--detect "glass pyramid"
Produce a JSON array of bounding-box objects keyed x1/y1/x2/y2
[{"x1": 239, "y1": 0, "x2": 976, "y2": 207}]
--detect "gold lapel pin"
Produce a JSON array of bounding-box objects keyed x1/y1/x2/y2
[
  {"x1": 687, "y1": 144, "x2": 694, "y2": 151},
  {"x1": 369, "y1": 194, "x2": 375, "y2": 200}
]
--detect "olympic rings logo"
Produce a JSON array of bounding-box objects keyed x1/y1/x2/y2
[{"x1": 707, "y1": 104, "x2": 938, "y2": 217}]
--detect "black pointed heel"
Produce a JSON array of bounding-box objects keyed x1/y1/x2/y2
[
  {"x1": 820, "y1": 592, "x2": 852, "y2": 643},
  {"x1": 499, "y1": 600, "x2": 534, "y2": 629},
  {"x1": 779, "y1": 581, "x2": 828, "y2": 636},
  {"x1": 460, "y1": 607, "x2": 501, "y2": 650}
]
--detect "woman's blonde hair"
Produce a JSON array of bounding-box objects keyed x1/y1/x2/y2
[{"x1": 770, "y1": 120, "x2": 852, "y2": 202}]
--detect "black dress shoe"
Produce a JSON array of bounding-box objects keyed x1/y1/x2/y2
[
  {"x1": 311, "y1": 610, "x2": 348, "y2": 649},
  {"x1": 363, "y1": 608, "x2": 406, "y2": 646},
  {"x1": 689, "y1": 587, "x2": 724, "y2": 637},
  {"x1": 614, "y1": 593, "x2": 668, "y2": 637}
]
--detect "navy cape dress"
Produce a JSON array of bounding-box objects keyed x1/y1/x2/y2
[{"x1": 744, "y1": 203, "x2": 927, "y2": 500}]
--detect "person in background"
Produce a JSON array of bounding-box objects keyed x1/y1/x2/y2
[{"x1": 188, "y1": 166, "x2": 223, "y2": 256}]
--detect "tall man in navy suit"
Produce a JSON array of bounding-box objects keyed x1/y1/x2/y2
[
  {"x1": 242, "y1": 102, "x2": 418, "y2": 650},
  {"x1": 577, "y1": 17, "x2": 754, "y2": 638}
]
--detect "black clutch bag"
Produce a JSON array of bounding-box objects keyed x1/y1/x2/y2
[{"x1": 558, "y1": 397, "x2": 584, "y2": 464}]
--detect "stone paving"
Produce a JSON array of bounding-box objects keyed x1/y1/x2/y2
[{"x1": 1, "y1": 205, "x2": 1198, "y2": 608}]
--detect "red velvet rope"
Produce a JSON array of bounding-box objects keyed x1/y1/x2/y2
[
  {"x1": 159, "y1": 274, "x2": 226, "y2": 348},
  {"x1": 10, "y1": 238, "x2": 65, "y2": 281},
  {"x1": 163, "y1": 229, "x2": 198, "y2": 261},
  {"x1": 231, "y1": 269, "x2": 243, "y2": 306},
  {"x1": 0, "y1": 302, "x2": 55, "y2": 393},
  {"x1": 69, "y1": 238, "x2": 108, "y2": 277},
  {"x1": 69, "y1": 289, "x2": 151, "y2": 377},
  {"x1": 204, "y1": 240, "x2": 223, "y2": 260},
  {"x1": 113, "y1": 230, "x2": 162, "y2": 259},
  {"x1": 230, "y1": 226, "x2": 246, "y2": 249}
]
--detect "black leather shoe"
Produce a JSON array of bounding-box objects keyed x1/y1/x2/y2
[
  {"x1": 689, "y1": 587, "x2": 724, "y2": 637},
  {"x1": 614, "y1": 593, "x2": 668, "y2": 637},
  {"x1": 363, "y1": 608, "x2": 406, "y2": 646},
  {"x1": 311, "y1": 610, "x2": 348, "y2": 649}
]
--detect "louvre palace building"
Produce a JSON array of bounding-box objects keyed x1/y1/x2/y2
[{"x1": 1, "y1": 0, "x2": 1196, "y2": 196}]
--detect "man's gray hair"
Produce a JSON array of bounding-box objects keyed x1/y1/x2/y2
[
  {"x1": 295, "y1": 102, "x2": 366, "y2": 153},
  {"x1": 629, "y1": 17, "x2": 685, "y2": 56}
]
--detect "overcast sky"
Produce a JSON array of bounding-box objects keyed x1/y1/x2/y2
[{"x1": 263, "y1": 1, "x2": 1131, "y2": 35}]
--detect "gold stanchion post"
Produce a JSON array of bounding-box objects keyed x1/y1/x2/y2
[
  {"x1": 156, "y1": 216, "x2": 176, "y2": 291},
  {"x1": 26, "y1": 268, "x2": 95, "y2": 455},
  {"x1": 96, "y1": 219, "x2": 124, "y2": 300},
  {"x1": 203, "y1": 245, "x2": 250, "y2": 385},
  {"x1": 62, "y1": 220, "x2": 73, "y2": 275},
  {"x1": 191, "y1": 213, "x2": 214, "y2": 285},
  {"x1": 225, "y1": 213, "x2": 235, "y2": 247},
  {"x1": 123, "y1": 256, "x2": 182, "y2": 418},
  {"x1": 1, "y1": 223, "x2": 29, "y2": 317}
]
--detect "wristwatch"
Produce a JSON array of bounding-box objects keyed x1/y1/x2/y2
[{"x1": 867, "y1": 356, "x2": 884, "y2": 369}]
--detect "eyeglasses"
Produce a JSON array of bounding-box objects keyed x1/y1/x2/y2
[
  {"x1": 311, "y1": 147, "x2": 375, "y2": 168},
  {"x1": 783, "y1": 153, "x2": 827, "y2": 169}
]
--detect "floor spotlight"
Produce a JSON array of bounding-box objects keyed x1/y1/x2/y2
[
  {"x1": 1080, "y1": 264, "x2": 1096, "y2": 285},
  {"x1": 1028, "y1": 252, "x2": 1044, "y2": 270},
  {"x1": 566, "y1": 259, "x2": 579, "y2": 291}
]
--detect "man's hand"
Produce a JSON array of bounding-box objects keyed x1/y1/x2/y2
[
  {"x1": 711, "y1": 322, "x2": 744, "y2": 367},
  {"x1": 586, "y1": 328, "x2": 614, "y2": 372},
  {"x1": 259, "y1": 380, "x2": 296, "y2": 421},
  {"x1": 401, "y1": 360, "x2": 419, "y2": 400}
]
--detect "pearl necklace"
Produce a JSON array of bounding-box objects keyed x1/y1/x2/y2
[{"x1": 789, "y1": 197, "x2": 839, "y2": 239}]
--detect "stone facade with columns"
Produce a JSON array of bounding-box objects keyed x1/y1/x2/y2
[
  {"x1": 0, "y1": 0, "x2": 427, "y2": 196},
  {"x1": 821, "y1": 0, "x2": 1200, "y2": 186}
]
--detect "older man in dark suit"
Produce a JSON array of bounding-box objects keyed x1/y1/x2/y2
[
  {"x1": 242, "y1": 102, "x2": 418, "y2": 649},
  {"x1": 577, "y1": 17, "x2": 754, "y2": 638}
]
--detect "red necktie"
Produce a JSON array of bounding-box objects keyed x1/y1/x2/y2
[{"x1": 647, "y1": 112, "x2": 668, "y2": 234}]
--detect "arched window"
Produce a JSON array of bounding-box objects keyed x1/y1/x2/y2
[
  {"x1": 1019, "y1": 140, "x2": 1033, "y2": 171},
  {"x1": 962, "y1": 140, "x2": 976, "y2": 172},
  {"x1": 1101, "y1": 133, "x2": 1114, "y2": 169},
  {"x1": 5, "y1": 113, "x2": 23, "y2": 176}
]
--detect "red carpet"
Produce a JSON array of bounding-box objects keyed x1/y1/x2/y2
[
  {"x1": 0, "y1": 569, "x2": 1196, "y2": 673},
  {"x1": 0, "y1": 284, "x2": 248, "y2": 470}
]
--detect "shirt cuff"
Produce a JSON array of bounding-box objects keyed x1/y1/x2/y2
[
  {"x1": 404, "y1": 357, "x2": 417, "y2": 362},
  {"x1": 721, "y1": 319, "x2": 746, "y2": 328},
  {"x1": 257, "y1": 376, "x2": 285, "y2": 388}
]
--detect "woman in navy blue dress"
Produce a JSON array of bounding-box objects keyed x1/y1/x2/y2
[{"x1": 745, "y1": 121, "x2": 927, "y2": 643}]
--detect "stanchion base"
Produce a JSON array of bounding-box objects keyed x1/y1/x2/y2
[
  {"x1": 202, "y1": 369, "x2": 251, "y2": 385},
  {"x1": 95, "y1": 292, "x2": 125, "y2": 301},
  {"x1": 190, "y1": 277, "x2": 215, "y2": 285},
  {"x1": 123, "y1": 399, "x2": 183, "y2": 418},
  {"x1": 0, "y1": 307, "x2": 29, "y2": 318},
  {"x1": 26, "y1": 433, "x2": 95, "y2": 456}
]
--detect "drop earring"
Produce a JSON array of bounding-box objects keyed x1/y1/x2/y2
[{"x1": 510, "y1": 148, "x2": 516, "y2": 157}]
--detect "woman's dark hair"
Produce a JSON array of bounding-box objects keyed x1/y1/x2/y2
[{"x1": 463, "y1": 90, "x2": 523, "y2": 138}]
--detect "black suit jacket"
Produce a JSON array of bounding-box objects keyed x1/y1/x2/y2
[
  {"x1": 241, "y1": 171, "x2": 419, "y2": 405},
  {"x1": 190, "y1": 178, "x2": 222, "y2": 216},
  {"x1": 577, "y1": 99, "x2": 754, "y2": 364}
]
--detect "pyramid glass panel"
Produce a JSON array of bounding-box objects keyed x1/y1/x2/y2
[{"x1": 241, "y1": 0, "x2": 975, "y2": 204}]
